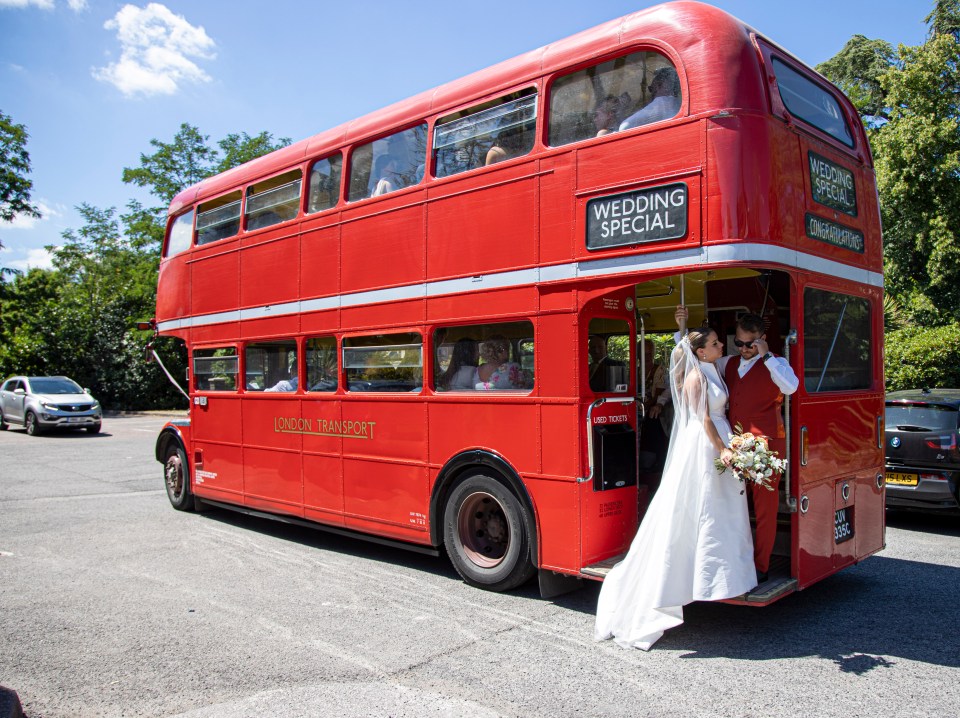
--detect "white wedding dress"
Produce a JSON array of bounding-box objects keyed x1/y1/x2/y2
[{"x1": 595, "y1": 341, "x2": 756, "y2": 650}]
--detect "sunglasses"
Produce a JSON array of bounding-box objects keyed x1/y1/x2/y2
[{"x1": 733, "y1": 339, "x2": 756, "y2": 348}]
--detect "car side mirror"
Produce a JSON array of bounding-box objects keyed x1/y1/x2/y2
[
  {"x1": 14, "y1": 387, "x2": 25, "y2": 395},
  {"x1": 84, "y1": 388, "x2": 92, "y2": 394}
]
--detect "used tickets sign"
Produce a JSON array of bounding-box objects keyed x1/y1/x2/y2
[{"x1": 586, "y1": 182, "x2": 687, "y2": 250}]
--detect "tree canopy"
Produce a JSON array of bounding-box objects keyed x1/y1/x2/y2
[{"x1": 0, "y1": 124, "x2": 290, "y2": 408}]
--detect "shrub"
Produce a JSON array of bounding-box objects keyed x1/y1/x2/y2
[{"x1": 885, "y1": 323, "x2": 960, "y2": 392}]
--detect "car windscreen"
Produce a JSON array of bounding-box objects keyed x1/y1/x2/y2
[
  {"x1": 885, "y1": 403, "x2": 958, "y2": 432},
  {"x1": 29, "y1": 377, "x2": 83, "y2": 394}
]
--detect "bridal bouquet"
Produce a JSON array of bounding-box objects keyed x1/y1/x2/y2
[{"x1": 714, "y1": 423, "x2": 786, "y2": 492}]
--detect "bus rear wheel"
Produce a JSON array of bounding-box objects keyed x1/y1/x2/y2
[
  {"x1": 163, "y1": 444, "x2": 194, "y2": 511},
  {"x1": 443, "y1": 473, "x2": 536, "y2": 592}
]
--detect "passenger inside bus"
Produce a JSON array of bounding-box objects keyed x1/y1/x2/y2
[
  {"x1": 619, "y1": 67, "x2": 681, "y2": 131},
  {"x1": 475, "y1": 337, "x2": 524, "y2": 389},
  {"x1": 485, "y1": 125, "x2": 526, "y2": 165},
  {"x1": 438, "y1": 338, "x2": 479, "y2": 391},
  {"x1": 372, "y1": 155, "x2": 402, "y2": 196},
  {"x1": 588, "y1": 335, "x2": 626, "y2": 392},
  {"x1": 638, "y1": 339, "x2": 671, "y2": 474},
  {"x1": 593, "y1": 93, "x2": 630, "y2": 137}
]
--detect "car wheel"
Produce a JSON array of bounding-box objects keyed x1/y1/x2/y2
[
  {"x1": 0, "y1": 411, "x2": 7, "y2": 431},
  {"x1": 443, "y1": 472, "x2": 536, "y2": 592},
  {"x1": 85, "y1": 423, "x2": 101, "y2": 434},
  {"x1": 24, "y1": 411, "x2": 41, "y2": 436},
  {"x1": 163, "y1": 444, "x2": 195, "y2": 511}
]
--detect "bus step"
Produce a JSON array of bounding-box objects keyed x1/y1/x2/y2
[
  {"x1": 580, "y1": 553, "x2": 626, "y2": 580},
  {"x1": 724, "y1": 576, "x2": 798, "y2": 606}
]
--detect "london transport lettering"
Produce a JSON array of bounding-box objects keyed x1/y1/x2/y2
[
  {"x1": 586, "y1": 182, "x2": 687, "y2": 249},
  {"x1": 808, "y1": 151, "x2": 857, "y2": 216},
  {"x1": 805, "y1": 213, "x2": 865, "y2": 253},
  {"x1": 273, "y1": 416, "x2": 376, "y2": 439}
]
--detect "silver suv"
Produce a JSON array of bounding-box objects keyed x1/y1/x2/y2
[{"x1": 0, "y1": 376, "x2": 102, "y2": 435}]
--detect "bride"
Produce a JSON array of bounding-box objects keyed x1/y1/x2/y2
[{"x1": 595, "y1": 325, "x2": 756, "y2": 650}]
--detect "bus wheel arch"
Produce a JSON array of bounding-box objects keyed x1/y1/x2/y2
[{"x1": 433, "y1": 451, "x2": 539, "y2": 592}]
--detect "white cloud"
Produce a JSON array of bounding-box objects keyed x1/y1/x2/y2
[
  {"x1": 0, "y1": 0, "x2": 54, "y2": 8},
  {"x1": 4, "y1": 247, "x2": 56, "y2": 272},
  {"x1": 92, "y1": 3, "x2": 216, "y2": 97},
  {"x1": 0, "y1": 0, "x2": 85, "y2": 9},
  {"x1": 2, "y1": 200, "x2": 61, "y2": 231}
]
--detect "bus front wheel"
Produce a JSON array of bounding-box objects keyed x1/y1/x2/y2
[
  {"x1": 163, "y1": 444, "x2": 194, "y2": 511},
  {"x1": 443, "y1": 473, "x2": 536, "y2": 592}
]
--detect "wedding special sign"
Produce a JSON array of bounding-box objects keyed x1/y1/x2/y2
[{"x1": 586, "y1": 182, "x2": 688, "y2": 249}]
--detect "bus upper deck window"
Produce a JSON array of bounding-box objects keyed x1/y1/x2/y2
[
  {"x1": 433, "y1": 90, "x2": 537, "y2": 178},
  {"x1": 196, "y1": 191, "x2": 242, "y2": 245},
  {"x1": 307, "y1": 155, "x2": 342, "y2": 214},
  {"x1": 245, "y1": 170, "x2": 302, "y2": 231},
  {"x1": 348, "y1": 124, "x2": 428, "y2": 202},
  {"x1": 165, "y1": 209, "x2": 194, "y2": 257},
  {"x1": 549, "y1": 51, "x2": 681, "y2": 147},
  {"x1": 772, "y1": 58, "x2": 853, "y2": 147}
]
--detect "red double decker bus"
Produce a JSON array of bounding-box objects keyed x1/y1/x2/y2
[{"x1": 149, "y1": 1, "x2": 885, "y2": 601}]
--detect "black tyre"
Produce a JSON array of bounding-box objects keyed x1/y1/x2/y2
[
  {"x1": 85, "y1": 423, "x2": 101, "y2": 434},
  {"x1": 163, "y1": 444, "x2": 194, "y2": 511},
  {"x1": 443, "y1": 472, "x2": 536, "y2": 592},
  {"x1": 24, "y1": 411, "x2": 41, "y2": 436},
  {"x1": 0, "y1": 411, "x2": 7, "y2": 431}
]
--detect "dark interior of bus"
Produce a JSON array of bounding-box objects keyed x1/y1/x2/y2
[{"x1": 633, "y1": 268, "x2": 793, "y2": 579}]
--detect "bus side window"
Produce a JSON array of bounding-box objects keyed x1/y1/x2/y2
[
  {"x1": 245, "y1": 170, "x2": 302, "y2": 231},
  {"x1": 348, "y1": 125, "x2": 428, "y2": 202},
  {"x1": 433, "y1": 90, "x2": 537, "y2": 178},
  {"x1": 548, "y1": 50, "x2": 681, "y2": 147},
  {"x1": 245, "y1": 340, "x2": 298, "y2": 392},
  {"x1": 306, "y1": 336, "x2": 338, "y2": 392},
  {"x1": 196, "y1": 191, "x2": 242, "y2": 245},
  {"x1": 344, "y1": 333, "x2": 422, "y2": 392},
  {"x1": 433, "y1": 321, "x2": 534, "y2": 392},
  {"x1": 194, "y1": 348, "x2": 238, "y2": 392},
  {"x1": 307, "y1": 155, "x2": 342, "y2": 214}
]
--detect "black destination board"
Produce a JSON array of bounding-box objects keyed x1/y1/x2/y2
[
  {"x1": 808, "y1": 151, "x2": 857, "y2": 216},
  {"x1": 805, "y1": 213, "x2": 864, "y2": 253},
  {"x1": 586, "y1": 182, "x2": 687, "y2": 250}
]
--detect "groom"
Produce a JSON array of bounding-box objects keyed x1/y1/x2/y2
[{"x1": 676, "y1": 307, "x2": 798, "y2": 583}]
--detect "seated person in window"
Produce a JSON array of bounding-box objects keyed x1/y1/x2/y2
[
  {"x1": 475, "y1": 336, "x2": 524, "y2": 389},
  {"x1": 485, "y1": 125, "x2": 526, "y2": 165},
  {"x1": 619, "y1": 67, "x2": 681, "y2": 131},
  {"x1": 265, "y1": 375, "x2": 298, "y2": 392},
  {"x1": 593, "y1": 93, "x2": 631, "y2": 137},
  {"x1": 372, "y1": 155, "x2": 403, "y2": 196},
  {"x1": 588, "y1": 334, "x2": 625, "y2": 392},
  {"x1": 438, "y1": 338, "x2": 479, "y2": 391}
]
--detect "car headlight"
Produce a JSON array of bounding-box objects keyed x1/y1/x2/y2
[
  {"x1": 92, "y1": 401, "x2": 100, "y2": 409},
  {"x1": 41, "y1": 401, "x2": 58, "y2": 411}
]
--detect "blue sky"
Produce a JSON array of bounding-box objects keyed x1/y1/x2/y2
[{"x1": 0, "y1": 0, "x2": 929, "y2": 272}]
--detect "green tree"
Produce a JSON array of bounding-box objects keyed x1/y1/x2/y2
[
  {"x1": 819, "y1": 5, "x2": 960, "y2": 325},
  {"x1": 0, "y1": 109, "x2": 40, "y2": 277},
  {"x1": 121, "y1": 123, "x2": 217, "y2": 206}
]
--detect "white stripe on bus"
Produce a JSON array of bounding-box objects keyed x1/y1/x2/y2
[{"x1": 156, "y1": 243, "x2": 883, "y2": 332}]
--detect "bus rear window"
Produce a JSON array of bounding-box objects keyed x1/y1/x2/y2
[
  {"x1": 772, "y1": 58, "x2": 853, "y2": 147},
  {"x1": 803, "y1": 288, "x2": 871, "y2": 392},
  {"x1": 307, "y1": 155, "x2": 342, "y2": 214}
]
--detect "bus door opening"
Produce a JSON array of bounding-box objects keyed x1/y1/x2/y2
[{"x1": 633, "y1": 270, "x2": 797, "y2": 590}]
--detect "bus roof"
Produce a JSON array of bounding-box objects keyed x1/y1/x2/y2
[{"x1": 169, "y1": 1, "x2": 815, "y2": 215}]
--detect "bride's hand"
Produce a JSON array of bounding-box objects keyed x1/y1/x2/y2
[{"x1": 720, "y1": 447, "x2": 734, "y2": 467}]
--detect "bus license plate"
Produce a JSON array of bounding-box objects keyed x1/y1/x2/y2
[
  {"x1": 885, "y1": 471, "x2": 919, "y2": 486},
  {"x1": 834, "y1": 507, "x2": 853, "y2": 544}
]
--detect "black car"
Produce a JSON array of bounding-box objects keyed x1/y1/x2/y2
[{"x1": 884, "y1": 389, "x2": 960, "y2": 511}]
